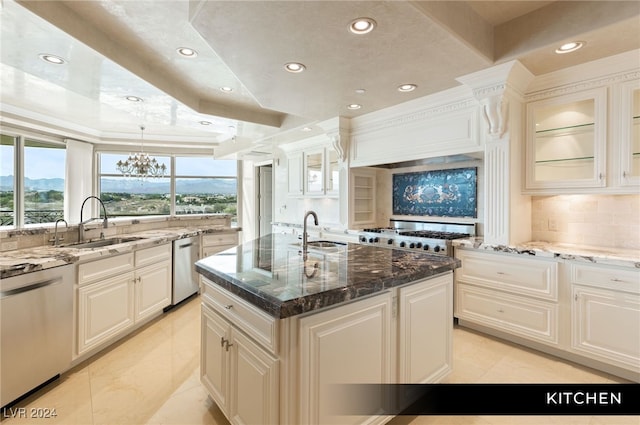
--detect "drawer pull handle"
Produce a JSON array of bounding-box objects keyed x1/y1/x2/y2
[
  {"x1": 496, "y1": 272, "x2": 507, "y2": 275},
  {"x1": 497, "y1": 309, "x2": 505, "y2": 313},
  {"x1": 220, "y1": 336, "x2": 226, "y2": 347},
  {"x1": 225, "y1": 340, "x2": 233, "y2": 351},
  {"x1": 224, "y1": 304, "x2": 233, "y2": 310},
  {"x1": 610, "y1": 278, "x2": 624, "y2": 283}
]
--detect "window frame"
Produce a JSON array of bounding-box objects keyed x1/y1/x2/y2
[
  {"x1": 1, "y1": 130, "x2": 66, "y2": 229},
  {"x1": 97, "y1": 152, "x2": 239, "y2": 220}
]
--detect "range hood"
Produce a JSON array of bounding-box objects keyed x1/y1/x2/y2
[{"x1": 368, "y1": 152, "x2": 483, "y2": 169}]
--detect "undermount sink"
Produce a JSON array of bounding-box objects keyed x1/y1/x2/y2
[
  {"x1": 306, "y1": 240, "x2": 346, "y2": 248},
  {"x1": 62, "y1": 236, "x2": 145, "y2": 249}
]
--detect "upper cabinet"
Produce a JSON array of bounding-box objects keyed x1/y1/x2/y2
[
  {"x1": 524, "y1": 79, "x2": 640, "y2": 194},
  {"x1": 615, "y1": 80, "x2": 640, "y2": 188},
  {"x1": 525, "y1": 87, "x2": 607, "y2": 192},
  {"x1": 304, "y1": 150, "x2": 324, "y2": 195},
  {"x1": 283, "y1": 143, "x2": 341, "y2": 198}
]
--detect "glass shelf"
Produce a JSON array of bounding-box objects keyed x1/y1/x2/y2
[
  {"x1": 535, "y1": 122, "x2": 594, "y2": 137},
  {"x1": 535, "y1": 156, "x2": 594, "y2": 164}
]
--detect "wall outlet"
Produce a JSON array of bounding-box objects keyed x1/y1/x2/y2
[{"x1": 548, "y1": 218, "x2": 558, "y2": 231}]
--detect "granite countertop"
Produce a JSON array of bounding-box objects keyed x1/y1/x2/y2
[
  {"x1": 0, "y1": 225, "x2": 240, "y2": 279},
  {"x1": 195, "y1": 233, "x2": 460, "y2": 319},
  {"x1": 453, "y1": 238, "x2": 640, "y2": 269}
]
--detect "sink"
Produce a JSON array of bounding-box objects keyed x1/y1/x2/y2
[
  {"x1": 306, "y1": 240, "x2": 346, "y2": 248},
  {"x1": 62, "y1": 236, "x2": 145, "y2": 249}
]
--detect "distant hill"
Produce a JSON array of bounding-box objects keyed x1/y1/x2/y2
[{"x1": 0, "y1": 175, "x2": 236, "y2": 195}]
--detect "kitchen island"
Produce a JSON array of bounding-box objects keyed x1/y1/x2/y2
[{"x1": 195, "y1": 233, "x2": 460, "y2": 425}]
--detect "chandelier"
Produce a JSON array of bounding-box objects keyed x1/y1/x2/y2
[{"x1": 116, "y1": 125, "x2": 167, "y2": 178}]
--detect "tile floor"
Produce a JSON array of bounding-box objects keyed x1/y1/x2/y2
[{"x1": 1, "y1": 296, "x2": 637, "y2": 425}]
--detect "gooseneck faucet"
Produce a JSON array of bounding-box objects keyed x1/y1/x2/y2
[
  {"x1": 79, "y1": 196, "x2": 109, "y2": 242},
  {"x1": 302, "y1": 210, "x2": 319, "y2": 260},
  {"x1": 50, "y1": 218, "x2": 68, "y2": 246}
]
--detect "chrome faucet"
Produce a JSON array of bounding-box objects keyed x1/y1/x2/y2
[
  {"x1": 302, "y1": 210, "x2": 319, "y2": 259},
  {"x1": 79, "y1": 196, "x2": 109, "y2": 242},
  {"x1": 50, "y1": 218, "x2": 68, "y2": 246}
]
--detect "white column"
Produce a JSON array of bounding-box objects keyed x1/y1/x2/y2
[{"x1": 65, "y1": 139, "x2": 93, "y2": 224}]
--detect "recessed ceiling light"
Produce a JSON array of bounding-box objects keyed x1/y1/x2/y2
[
  {"x1": 349, "y1": 17, "x2": 376, "y2": 35},
  {"x1": 355, "y1": 88, "x2": 366, "y2": 94},
  {"x1": 39, "y1": 54, "x2": 65, "y2": 64},
  {"x1": 284, "y1": 62, "x2": 306, "y2": 73},
  {"x1": 125, "y1": 96, "x2": 143, "y2": 102},
  {"x1": 220, "y1": 87, "x2": 233, "y2": 93},
  {"x1": 301, "y1": 127, "x2": 313, "y2": 132},
  {"x1": 398, "y1": 84, "x2": 417, "y2": 92},
  {"x1": 555, "y1": 41, "x2": 584, "y2": 54},
  {"x1": 200, "y1": 120, "x2": 212, "y2": 125},
  {"x1": 347, "y1": 104, "x2": 362, "y2": 110},
  {"x1": 177, "y1": 47, "x2": 198, "y2": 57}
]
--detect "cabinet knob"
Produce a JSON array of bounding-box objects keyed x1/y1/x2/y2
[
  {"x1": 225, "y1": 340, "x2": 233, "y2": 351},
  {"x1": 224, "y1": 304, "x2": 233, "y2": 310}
]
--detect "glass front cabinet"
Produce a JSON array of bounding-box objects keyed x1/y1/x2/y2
[
  {"x1": 616, "y1": 79, "x2": 640, "y2": 187},
  {"x1": 525, "y1": 87, "x2": 607, "y2": 191}
]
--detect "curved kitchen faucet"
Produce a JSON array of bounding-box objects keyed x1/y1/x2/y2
[
  {"x1": 302, "y1": 210, "x2": 319, "y2": 260},
  {"x1": 79, "y1": 196, "x2": 109, "y2": 242}
]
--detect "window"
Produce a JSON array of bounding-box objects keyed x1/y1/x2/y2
[
  {"x1": 98, "y1": 154, "x2": 238, "y2": 220},
  {"x1": 99, "y1": 153, "x2": 171, "y2": 217},
  {"x1": 175, "y1": 156, "x2": 237, "y2": 216},
  {"x1": 1, "y1": 134, "x2": 66, "y2": 227}
]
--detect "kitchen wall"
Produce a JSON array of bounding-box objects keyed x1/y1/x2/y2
[{"x1": 531, "y1": 194, "x2": 640, "y2": 249}]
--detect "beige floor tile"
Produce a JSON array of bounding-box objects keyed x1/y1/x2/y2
[{"x1": 2, "y1": 297, "x2": 637, "y2": 425}]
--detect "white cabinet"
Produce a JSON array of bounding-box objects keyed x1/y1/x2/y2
[
  {"x1": 455, "y1": 249, "x2": 560, "y2": 346},
  {"x1": 75, "y1": 243, "x2": 172, "y2": 358},
  {"x1": 77, "y1": 270, "x2": 135, "y2": 355},
  {"x1": 525, "y1": 87, "x2": 607, "y2": 191},
  {"x1": 201, "y1": 283, "x2": 279, "y2": 425},
  {"x1": 298, "y1": 290, "x2": 393, "y2": 425},
  {"x1": 614, "y1": 80, "x2": 640, "y2": 188},
  {"x1": 569, "y1": 262, "x2": 640, "y2": 373},
  {"x1": 349, "y1": 167, "x2": 377, "y2": 228},
  {"x1": 287, "y1": 153, "x2": 303, "y2": 197},
  {"x1": 202, "y1": 232, "x2": 238, "y2": 258},
  {"x1": 284, "y1": 145, "x2": 341, "y2": 198},
  {"x1": 397, "y1": 273, "x2": 452, "y2": 383}
]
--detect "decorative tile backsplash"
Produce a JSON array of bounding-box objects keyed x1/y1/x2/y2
[
  {"x1": 392, "y1": 167, "x2": 477, "y2": 218},
  {"x1": 531, "y1": 194, "x2": 640, "y2": 249}
]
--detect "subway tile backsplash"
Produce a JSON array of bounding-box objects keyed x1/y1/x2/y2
[{"x1": 531, "y1": 194, "x2": 640, "y2": 250}]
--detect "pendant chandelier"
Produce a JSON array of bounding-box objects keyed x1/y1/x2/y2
[{"x1": 116, "y1": 125, "x2": 167, "y2": 178}]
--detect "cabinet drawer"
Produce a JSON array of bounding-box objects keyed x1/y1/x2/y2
[
  {"x1": 569, "y1": 262, "x2": 640, "y2": 294},
  {"x1": 78, "y1": 253, "x2": 134, "y2": 286},
  {"x1": 202, "y1": 233, "x2": 238, "y2": 247},
  {"x1": 203, "y1": 245, "x2": 235, "y2": 258},
  {"x1": 456, "y1": 249, "x2": 558, "y2": 301},
  {"x1": 201, "y1": 277, "x2": 277, "y2": 354},
  {"x1": 456, "y1": 284, "x2": 558, "y2": 345},
  {"x1": 135, "y1": 243, "x2": 171, "y2": 268}
]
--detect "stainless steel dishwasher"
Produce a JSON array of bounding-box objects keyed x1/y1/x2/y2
[
  {"x1": 171, "y1": 236, "x2": 200, "y2": 306},
  {"x1": 1, "y1": 265, "x2": 73, "y2": 408}
]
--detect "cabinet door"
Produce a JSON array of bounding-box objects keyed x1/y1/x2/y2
[
  {"x1": 298, "y1": 291, "x2": 393, "y2": 425},
  {"x1": 201, "y1": 304, "x2": 231, "y2": 415},
  {"x1": 77, "y1": 272, "x2": 135, "y2": 355},
  {"x1": 325, "y1": 148, "x2": 340, "y2": 196},
  {"x1": 616, "y1": 80, "x2": 640, "y2": 187},
  {"x1": 229, "y1": 330, "x2": 279, "y2": 425},
  {"x1": 304, "y1": 149, "x2": 324, "y2": 195},
  {"x1": 287, "y1": 153, "x2": 303, "y2": 196},
  {"x1": 572, "y1": 285, "x2": 640, "y2": 372},
  {"x1": 134, "y1": 259, "x2": 172, "y2": 322},
  {"x1": 525, "y1": 87, "x2": 607, "y2": 191},
  {"x1": 398, "y1": 274, "x2": 452, "y2": 383}
]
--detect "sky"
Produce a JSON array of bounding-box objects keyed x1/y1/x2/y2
[{"x1": 1, "y1": 147, "x2": 237, "y2": 179}]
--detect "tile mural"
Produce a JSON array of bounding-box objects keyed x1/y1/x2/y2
[{"x1": 392, "y1": 167, "x2": 477, "y2": 218}]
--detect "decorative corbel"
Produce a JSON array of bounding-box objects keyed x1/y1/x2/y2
[
  {"x1": 328, "y1": 130, "x2": 349, "y2": 163},
  {"x1": 481, "y1": 94, "x2": 509, "y2": 139}
]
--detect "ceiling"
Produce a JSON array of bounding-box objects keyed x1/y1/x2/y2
[{"x1": 1, "y1": 0, "x2": 639, "y2": 155}]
